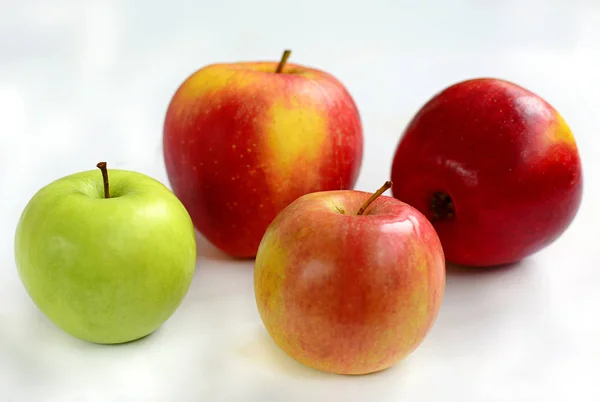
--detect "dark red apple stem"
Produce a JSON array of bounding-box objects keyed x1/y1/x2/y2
[
  {"x1": 96, "y1": 162, "x2": 110, "y2": 199},
  {"x1": 275, "y1": 49, "x2": 292, "y2": 73},
  {"x1": 357, "y1": 181, "x2": 392, "y2": 215}
]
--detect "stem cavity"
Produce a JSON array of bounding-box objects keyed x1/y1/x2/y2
[{"x1": 357, "y1": 181, "x2": 392, "y2": 215}]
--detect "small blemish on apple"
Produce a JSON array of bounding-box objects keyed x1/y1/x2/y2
[
  {"x1": 333, "y1": 203, "x2": 345, "y2": 214},
  {"x1": 429, "y1": 192, "x2": 455, "y2": 222}
]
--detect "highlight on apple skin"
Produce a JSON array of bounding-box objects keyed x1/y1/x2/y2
[
  {"x1": 253, "y1": 185, "x2": 446, "y2": 375},
  {"x1": 14, "y1": 164, "x2": 198, "y2": 344},
  {"x1": 163, "y1": 50, "x2": 364, "y2": 259},
  {"x1": 390, "y1": 77, "x2": 583, "y2": 267}
]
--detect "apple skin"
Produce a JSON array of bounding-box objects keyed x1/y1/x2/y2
[
  {"x1": 254, "y1": 190, "x2": 445, "y2": 375},
  {"x1": 14, "y1": 168, "x2": 197, "y2": 344},
  {"x1": 163, "y1": 60, "x2": 363, "y2": 258},
  {"x1": 390, "y1": 78, "x2": 583, "y2": 267}
]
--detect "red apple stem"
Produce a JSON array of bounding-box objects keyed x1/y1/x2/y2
[
  {"x1": 96, "y1": 162, "x2": 110, "y2": 199},
  {"x1": 275, "y1": 49, "x2": 292, "y2": 73},
  {"x1": 356, "y1": 181, "x2": 392, "y2": 215}
]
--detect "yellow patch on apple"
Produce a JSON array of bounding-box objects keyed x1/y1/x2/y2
[
  {"x1": 551, "y1": 113, "x2": 577, "y2": 146},
  {"x1": 253, "y1": 227, "x2": 289, "y2": 345},
  {"x1": 176, "y1": 64, "x2": 261, "y2": 101},
  {"x1": 262, "y1": 99, "x2": 327, "y2": 192}
]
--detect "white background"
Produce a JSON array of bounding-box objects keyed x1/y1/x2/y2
[{"x1": 1, "y1": 0, "x2": 599, "y2": 401}]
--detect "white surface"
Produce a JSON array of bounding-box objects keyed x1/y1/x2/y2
[{"x1": 1, "y1": 0, "x2": 599, "y2": 401}]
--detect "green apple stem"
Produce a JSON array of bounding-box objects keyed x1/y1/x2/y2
[
  {"x1": 96, "y1": 162, "x2": 110, "y2": 199},
  {"x1": 356, "y1": 181, "x2": 392, "y2": 215},
  {"x1": 275, "y1": 49, "x2": 292, "y2": 73}
]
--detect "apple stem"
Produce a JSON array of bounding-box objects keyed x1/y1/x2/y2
[
  {"x1": 96, "y1": 162, "x2": 110, "y2": 199},
  {"x1": 356, "y1": 181, "x2": 392, "y2": 215},
  {"x1": 275, "y1": 49, "x2": 292, "y2": 73}
]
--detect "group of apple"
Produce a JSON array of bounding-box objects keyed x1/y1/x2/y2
[{"x1": 14, "y1": 50, "x2": 583, "y2": 375}]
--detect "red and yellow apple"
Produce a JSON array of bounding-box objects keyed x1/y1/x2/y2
[
  {"x1": 391, "y1": 78, "x2": 583, "y2": 267},
  {"x1": 254, "y1": 183, "x2": 445, "y2": 375},
  {"x1": 163, "y1": 51, "x2": 363, "y2": 258}
]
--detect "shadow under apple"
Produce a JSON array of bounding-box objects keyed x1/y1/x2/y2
[
  {"x1": 236, "y1": 326, "x2": 412, "y2": 381},
  {"x1": 445, "y1": 259, "x2": 525, "y2": 276},
  {"x1": 236, "y1": 327, "x2": 329, "y2": 380},
  {"x1": 194, "y1": 230, "x2": 233, "y2": 262}
]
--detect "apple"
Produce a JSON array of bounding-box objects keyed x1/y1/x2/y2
[
  {"x1": 14, "y1": 162, "x2": 197, "y2": 344},
  {"x1": 163, "y1": 50, "x2": 363, "y2": 258},
  {"x1": 254, "y1": 182, "x2": 446, "y2": 375},
  {"x1": 390, "y1": 78, "x2": 583, "y2": 267}
]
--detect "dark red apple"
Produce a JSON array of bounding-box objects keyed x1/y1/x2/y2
[{"x1": 390, "y1": 78, "x2": 583, "y2": 267}]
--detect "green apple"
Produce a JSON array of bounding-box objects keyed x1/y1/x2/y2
[{"x1": 14, "y1": 162, "x2": 197, "y2": 344}]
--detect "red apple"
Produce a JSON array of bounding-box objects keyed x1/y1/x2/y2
[
  {"x1": 254, "y1": 182, "x2": 445, "y2": 375},
  {"x1": 163, "y1": 50, "x2": 363, "y2": 258},
  {"x1": 390, "y1": 78, "x2": 583, "y2": 267}
]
